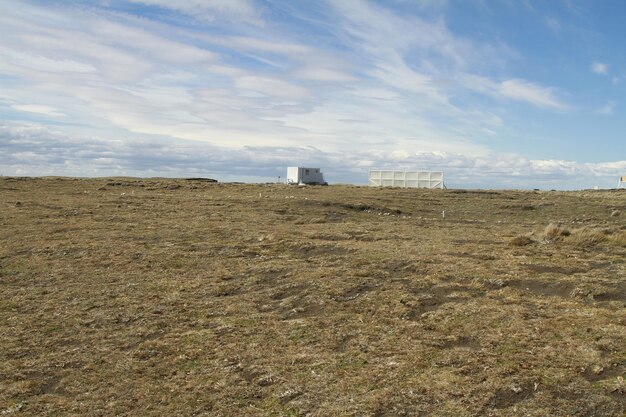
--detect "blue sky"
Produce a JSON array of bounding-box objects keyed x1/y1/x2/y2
[{"x1": 0, "y1": 0, "x2": 624, "y2": 188}]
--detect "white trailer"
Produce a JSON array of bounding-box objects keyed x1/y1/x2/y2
[
  {"x1": 287, "y1": 167, "x2": 326, "y2": 185},
  {"x1": 368, "y1": 170, "x2": 444, "y2": 189}
]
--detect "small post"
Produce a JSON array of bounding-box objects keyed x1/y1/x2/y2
[{"x1": 442, "y1": 210, "x2": 445, "y2": 219}]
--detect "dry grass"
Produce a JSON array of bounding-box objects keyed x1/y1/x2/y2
[
  {"x1": 568, "y1": 227, "x2": 609, "y2": 247},
  {"x1": 610, "y1": 230, "x2": 626, "y2": 247},
  {"x1": 543, "y1": 222, "x2": 570, "y2": 242},
  {"x1": 544, "y1": 225, "x2": 626, "y2": 249},
  {"x1": 509, "y1": 235, "x2": 534, "y2": 246},
  {"x1": 1, "y1": 178, "x2": 625, "y2": 416}
]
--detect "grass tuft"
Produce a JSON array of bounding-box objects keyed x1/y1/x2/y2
[
  {"x1": 608, "y1": 230, "x2": 626, "y2": 247},
  {"x1": 509, "y1": 235, "x2": 534, "y2": 246},
  {"x1": 568, "y1": 228, "x2": 608, "y2": 247},
  {"x1": 543, "y1": 223, "x2": 570, "y2": 242}
]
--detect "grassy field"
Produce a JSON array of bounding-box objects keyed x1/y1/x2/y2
[{"x1": 1, "y1": 177, "x2": 625, "y2": 416}]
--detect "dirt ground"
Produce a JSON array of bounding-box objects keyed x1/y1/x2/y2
[{"x1": 1, "y1": 177, "x2": 625, "y2": 416}]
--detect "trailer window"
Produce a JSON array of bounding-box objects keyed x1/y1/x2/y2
[{"x1": 305, "y1": 169, "x2": 309, "y2": 175}]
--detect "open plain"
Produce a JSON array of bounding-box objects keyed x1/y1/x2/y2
[{"x1": 1, "y1": 177, "x2": 625, "y2": 416}]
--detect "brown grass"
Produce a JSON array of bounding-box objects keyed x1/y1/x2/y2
[
  {"x1": 543, "y1": 222, "x2": 570, "y2": 242},
  {"x1": 1, "y1": 177, "x2": 625, "y2": 416},
  {"x1": 509, "y1": 235, "x2": 534, "y2": 246},
  {"x1": 608, "y1": 230, "x2": 626, "y2": 247},
  {"x1": 568, "y1": 227, "x2": 609, "y2": 247}
]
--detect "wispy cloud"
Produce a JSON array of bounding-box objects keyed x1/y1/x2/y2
[
  {"x1": 498, "y1": 79, "x2": 569, "y2": 110},
  {"x1": 544, "y1": 16, "x2": 561, "y2": 32},
  {"x1": 0, "y1": 1, "x2": 621, "y2": 188},
  {"x1": 591, "y1": 61, "x2": 608, "y2": 75},
  {"x1": 596, "y1": 101, "x2": 616, "y2": 115},
  {"x1": 128, "y1": 0, "x2": 263, "y2": 26},
  {"x1": 10, "y1": 105, "x2": 65, "y2": 117},
  {"x1": 234, "y1": 75, "x2": 310, "y2": 99},
  {"x1": 459, "y1": 75, "x2": 569, "y2": 110}
]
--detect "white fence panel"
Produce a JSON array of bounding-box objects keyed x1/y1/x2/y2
[{"x1": 368, "y1": 170, "x2": 444, "y2": 189}]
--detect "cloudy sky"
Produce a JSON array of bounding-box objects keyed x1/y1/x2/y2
[{"x1": 1, "y1": 0, "x2": 625, "y2": 188}]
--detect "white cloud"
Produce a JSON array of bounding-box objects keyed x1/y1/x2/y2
[
  {"x1": 11, "y1": 104, "x2": 65, "y2": 117},
  {"x1": 591, "y1": 61, "x2": 608, "y2": 75},
  {"x1": 367, "y1": 58, "x2": 447, "y2": 102},
  {"x1": 234, "y1": 75, "x2": 310, "y2": 99},
  {"x1": 90, "y1": 20, "x2": 216, "y2": 64},
  {"x1": 456, "y1": 73, "x2": 498, "y2": 95},
  {"x1": 128, "y1": 0, "x2": 262, "y2": 25},
  {"x1": 0, "y1": 48, "x2": 97, "y2": 74},
  {"x1": 0, "y1": 1, "x2": 606, "y2": 188},
  {"x1": 459, "y1": 74, "x2": 568, "y2": 110},
  {"x1": 326, "y1": 0, "x2": 564, "y2": 115},
  {"x1": 330, "y1": 0, "x2": 473, "y2": 67},
  {"x1": 1, "y1": 122, "x2": 624, "y2": 189},
  {"x1": 0, "y1": 5, "x2": 217, "y2": 84},
  {"x1": 499, "y1": 79, "x2": 568, "y2": 110},
  {"x1": 294, "y1": 67, "x2": 355, "y2": 83},
  {"x1": 210, "y1": 36, "x2": 310, "y2": 55}
]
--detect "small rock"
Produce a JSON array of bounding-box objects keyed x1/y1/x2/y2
[
  {"x1": 257, "y1": 374, "x2": 278, "y2": 386},
  {"x1": 278, "y1": 388, "x2": 302, "y2": 403}
]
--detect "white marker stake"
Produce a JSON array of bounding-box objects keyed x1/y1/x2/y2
[{"x1": 442, "y1": 210, "x2": 445, "y2": 219}]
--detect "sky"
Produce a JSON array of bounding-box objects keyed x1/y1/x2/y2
[{"x1": 0, "y1": 0, "x2": 625, "y2": 189}]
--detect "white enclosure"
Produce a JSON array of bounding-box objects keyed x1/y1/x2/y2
[
  {"x1": 287, "y1": 167, "x2": 326, "y2": 185},
  {"x1": 619, "y1": 176, "x2": 626, "y2": 188},
  {"x1": 368, "y1": 170, "x2": 444, "y2": 189}
]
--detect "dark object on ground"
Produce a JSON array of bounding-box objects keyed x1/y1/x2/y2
[{"x1": 185, "y1": 178, "x2": 217, "y2": 182}]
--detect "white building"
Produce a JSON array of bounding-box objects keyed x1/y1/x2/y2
[
  {"x1": 287, "y1": 167, "x2": 326, "y2": 185},
  {"x1": 368, "y1": 170, "x2": 444, "y2": 189}
]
